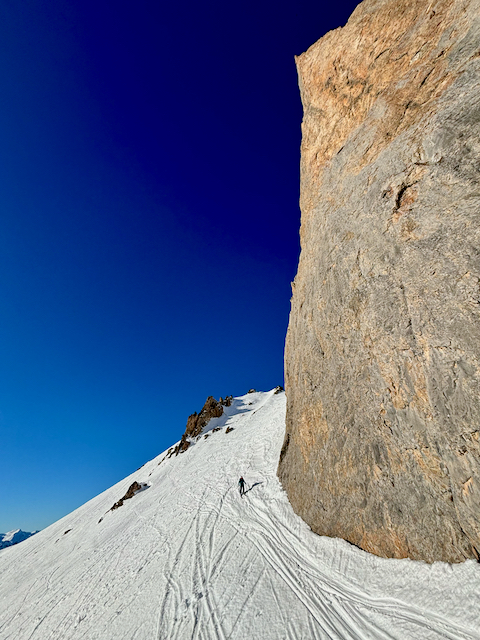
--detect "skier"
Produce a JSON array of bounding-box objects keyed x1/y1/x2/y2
[{"x1": 238, "y1": 476, "x2": 246, "y2": 497}]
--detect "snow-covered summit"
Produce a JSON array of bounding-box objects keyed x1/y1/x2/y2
[
  {"x1": 0, "y1": 529, "x2": 37, "y2": 550},
  {"x1": 2, "y1": 529, "x2": 20, "y2": 542},
  {"x1": 0, "y1": 390, "x2": 479, "y2": 639}
]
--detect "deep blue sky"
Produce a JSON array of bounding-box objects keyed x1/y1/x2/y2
[{"x1": 0, "y1": 0, "x2": 358, "y2": 532}]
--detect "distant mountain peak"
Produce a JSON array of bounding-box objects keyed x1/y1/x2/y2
[{"x1": 0, "y1": 529, "x2": 37, "y2": 550}]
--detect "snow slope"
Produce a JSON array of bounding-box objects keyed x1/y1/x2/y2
[{"x1": 0, "y1": 390, "x2": 479, "y2": 640}]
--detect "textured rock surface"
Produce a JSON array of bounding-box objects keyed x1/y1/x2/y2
[
  {"x1": 175, "y1": 395, "x2": 232, "y2": 454},
  {"x1": 110, "y1": 481, "x2": 148, "y2": 511},
  {"x1": 279, "y1": 0, "x2": 480, "y2": 562}
]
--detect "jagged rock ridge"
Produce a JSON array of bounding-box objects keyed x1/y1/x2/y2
[
  {"x1": 279, "y1": 0, "x2": 480, "y2": 563},
  {"x1": 174, "y1": 395, "x2": 233, "y2": 454},
  {"x1": 109, "y1": 481, "x2": 149, "y2": 511}
]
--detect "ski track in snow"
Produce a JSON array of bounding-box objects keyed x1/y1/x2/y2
[{"x1": 0, "y1": 390, "x2": 479, "y2": 640}]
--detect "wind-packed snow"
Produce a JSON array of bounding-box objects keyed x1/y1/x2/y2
[{"x1": 0, "y1": 390, "x2": 479, "y2": 639}]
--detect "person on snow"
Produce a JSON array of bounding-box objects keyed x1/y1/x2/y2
[{"x1": 238, "y1": 476, "x2": 246, "y2": 497}]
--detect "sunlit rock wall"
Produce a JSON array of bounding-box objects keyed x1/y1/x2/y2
[{"x1": 279, "y1": 0, "x2": 480, "y2": 562}]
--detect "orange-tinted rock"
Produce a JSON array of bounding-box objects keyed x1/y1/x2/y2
[
  {"x1": 279, "y1": 0, "x2": 480, "y2": 563},
  {"x1": 175, "y1": 395, "x2": 230, "y2": 454}
]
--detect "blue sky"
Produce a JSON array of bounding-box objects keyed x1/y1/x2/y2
[{"x1": 0, "y1": 0, "x2": 359, "y2": 532}]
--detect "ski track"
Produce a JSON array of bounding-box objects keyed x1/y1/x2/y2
[
  {"x1": 1, "y1": 390, "x2": 479, "y2": 640},
  {"x1": 247, "y1": 500, "x2": 475, "y2": 640}
]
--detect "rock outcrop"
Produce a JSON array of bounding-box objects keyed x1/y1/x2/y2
[
  {"x1": 175, "y1": 395, "x2": 233, "y2": 454},
  {"x1": 279, "y1": 0, "x2": 480, "y2": 562},
  {"x1": 110, "y1": 482, "x2": 149, "y2": 511}
]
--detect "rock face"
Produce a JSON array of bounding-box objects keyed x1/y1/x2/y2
[{"x1": 279, "y1": 0, "x2": 480, "y2": 562}]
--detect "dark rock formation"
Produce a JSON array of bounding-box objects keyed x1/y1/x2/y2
[
  {"x1": 110, "y1": 481, "x2": 147, "y2": 511},
  {"x1": 175, "y1": 395, "x2": 232, "y2": 454},
  {"x1": 279, "y1": 0, "x2": 480, "y2": 563}
]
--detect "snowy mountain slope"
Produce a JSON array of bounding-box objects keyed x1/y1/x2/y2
[{"x1": 0, "y1": 390, "x2": 479, "y2": 640}]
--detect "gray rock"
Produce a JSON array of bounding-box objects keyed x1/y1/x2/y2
[{"x1": 279, "y1": 0, "x2": 480, "y2": 562}]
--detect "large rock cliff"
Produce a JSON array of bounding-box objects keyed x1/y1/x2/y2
[{"x1": 279, "y1": 0, "x2": 480, "y2": 562}]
